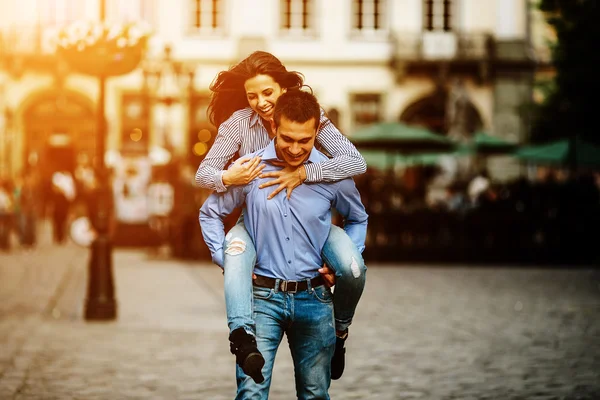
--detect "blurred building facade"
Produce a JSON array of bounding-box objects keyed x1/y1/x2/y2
[{"x1": 0, "y1": 0, "x2": 553, "y2": 181}]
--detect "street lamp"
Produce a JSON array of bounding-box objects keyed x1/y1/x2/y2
[
  {"x1": 55, "y1": 2, "x2": 149, "y2": 321},
  {"x1": 141, "y1": 44, "x2": 196, "y2": 152}
]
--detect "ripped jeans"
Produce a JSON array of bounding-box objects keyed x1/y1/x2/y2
[{"x1": 223, "y1": 219, "x2": 366, "y2": 336}]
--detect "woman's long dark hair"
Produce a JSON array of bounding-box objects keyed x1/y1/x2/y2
[{"x1": 208, "y1": 51, "x2": 305, "y2": 128}]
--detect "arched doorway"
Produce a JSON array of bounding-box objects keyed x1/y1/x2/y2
[
  {"x1": 399, "y1": 87, "x2": 483, "y2": 136},
  {"x1": 23, "y1": 90, "x2": 95, "y2": 174},
  {"x1": 400, "y1": 88, "x2": 448, "y2": 134},
  {"x1": 22, "y1": 90, "x2": 95, "y2": 216},
  {"x1": 398, "y1": 86, "x2": 485, "y2": 201}
]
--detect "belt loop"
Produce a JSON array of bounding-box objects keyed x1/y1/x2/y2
[
  {"x1": 274, "y1": 278, "x2": 280, "y2": 293},
  {"x1": 307, "y1": 277, "x2": 313, "y2": 292}
]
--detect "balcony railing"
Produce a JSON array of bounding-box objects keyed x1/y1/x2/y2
[{"x1": 392, "y1": 31, "x2": 494, "y2": 62}]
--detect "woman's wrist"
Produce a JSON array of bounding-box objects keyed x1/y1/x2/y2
[
  {"x1": 298, "y1": 165, "x2": 307, "y2": 183},
  {"x1": 222, "y1": 170, "x2": 231, "y2": 186}
]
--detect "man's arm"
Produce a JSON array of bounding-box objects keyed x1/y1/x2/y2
[
  {"x1": 331, "y1": 179, "x2": 368, "y2": 253},
  {"x1": 199, "y1": 186, "x2": 247, "y2": 268}
]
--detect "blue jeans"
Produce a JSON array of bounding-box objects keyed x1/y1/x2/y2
[
  {"x1": 223, "y1": 221, "x2": 367, "y2": 335},
  {"x1": 235, "y1": 284, "x2": 336, "y2": 400}
]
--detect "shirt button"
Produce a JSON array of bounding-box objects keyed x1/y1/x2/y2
[
  {"x1": 284, "y1": 214, "x2": 287, "y2": 217},
  {"x1": 287, "y1": 260, "x2": 291, "y2": 264},
  {"x1": 286, "y1": 237, "x2": 290, "y2": 241}
]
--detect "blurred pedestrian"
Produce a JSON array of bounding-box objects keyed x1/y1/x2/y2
[
  {"x1": 445, "y1": 181, "x2": 469, "y2": 213},
  {"x1": 74, "y1": 154, "x2": 96, "y2": 217},
  {"x1": 147, "y1": 167, "x2": 174, "y2": 255},
  {"x1": 0, "y1": 178, "x2": 15, "y2": 250},
  {"x1": 171, "y1": 162, "x2": 198, "y2": 259},
  {"x1": 200, "y1": 90, "x2": 368, "y2": 397},
  {"x1": 194, "y1": 51, "x2": 367, "y2": 382},
  {"x1": 50, "y1": 170, "x2": 76, "y2": 244},
  {"x1": 467, "y1": 168, "x2": 490, "y2": 207},
  {"x1": 13, "y1": 170, "x2": 38, "y2": 247}
]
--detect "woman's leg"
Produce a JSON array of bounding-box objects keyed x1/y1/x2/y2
[
  {"x1": 223, "y1": 218, "x2": 257, "y2": 335},
  {"x1": 321, "y1": 225, "x2": 367, "y2": 332}
]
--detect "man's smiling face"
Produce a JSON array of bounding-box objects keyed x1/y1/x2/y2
[{"x1": 274, "y1": 115, "x2": 318, "y2": 167}]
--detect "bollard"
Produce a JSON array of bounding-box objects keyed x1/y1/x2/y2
[
  {"x1": 84, "y1": 174, "x2": 117, "y2": 321},
  {"x1": 85, "y1": 233, "x2": 117, "y2": 320}
]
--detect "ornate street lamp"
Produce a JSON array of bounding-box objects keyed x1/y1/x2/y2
[
  {"x1": 56, "y1": 4, "x2": 149, "y2": 321},
  {"x1": 140, "y1": 44, "x2": 196, "y2": 153}
]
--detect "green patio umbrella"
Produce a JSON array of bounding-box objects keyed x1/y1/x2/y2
[
  {"x1": 515, "y1": 138, "x2": 600, "y2": 167},
  {"x1": 361, "y1": 150, "x2": 396, "y2": 170},
  {"x1": 457, "y1": 131, "x2": 518, "y2": 155},
  {"x1": 351, "y1": 122, "x2": 455, "y2": 154},
  {"x1": 473, "y1": 131, "x2": 518, "y2": 154},
  {"x1": 361, "y1": 149, "x2": 460, "y2": 170}
]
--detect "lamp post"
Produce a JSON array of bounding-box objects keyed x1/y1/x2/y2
[
  {"x1": 55, "y1": 1, "x2": 148, "y2": 321},
  {"x1": 141, "y1": 44, "x2": 195, "y2": 152},
  {"x1": 84, "y1": 0, "x2": 116, "y2": 321}
]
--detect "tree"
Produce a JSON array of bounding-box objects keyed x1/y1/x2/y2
[{"x1": 531, "y1": 0, "x2": 600, "y2": 145}]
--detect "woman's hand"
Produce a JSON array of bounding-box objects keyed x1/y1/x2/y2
[
  {"x1": 222, "y1": 156, "x2": 265, "y2": 186},
  {"x1": 318, "y1": 265, "x2": 336, "y2": 288},
  {"x1": 259, "y1": 164, "x2": 306, "y2": 199}
]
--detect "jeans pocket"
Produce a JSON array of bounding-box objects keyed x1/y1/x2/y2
[
  {"x1": 312, "y1": 285, "x2": 333, "y2": 303},
  {"x1": 253, "y1": 286, "x2": 274, "y2": 300}
]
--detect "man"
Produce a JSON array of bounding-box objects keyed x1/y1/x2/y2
[{"x1": 200, "y1": 90, "x2": 368, "y2": 399}]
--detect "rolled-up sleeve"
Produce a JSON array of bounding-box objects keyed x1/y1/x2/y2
[
  {"x1": 195, "y1": 119, "x2": 242, "y2": 193},
  {"x1": 199, "y1": 186, "x2": 246, "y2": 268},
  {"x1": 304, "y1": 109, "x2": 367, "y2": 183}
]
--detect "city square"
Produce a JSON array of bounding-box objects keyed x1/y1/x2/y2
[
  {"x1": 1, "y1": 226, "x2": 599, "y2": 399},
  {"x1": 1, "y1": 0, "x2": 600, "y2": 399}
]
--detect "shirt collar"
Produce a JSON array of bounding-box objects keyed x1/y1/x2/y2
[
  {"x1": 249, "y1": 109, "x2": 262, "y2": 129},
  {"x1": 262, "y1": 139, "x2": 322, "y2": 164}
]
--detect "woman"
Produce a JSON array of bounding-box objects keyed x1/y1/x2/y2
[{"x1": 196, "y1": 51, "x2": 367, "y2": 382}]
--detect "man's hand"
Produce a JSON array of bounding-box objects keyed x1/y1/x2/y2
[
  {"x1": 318, "y1": 265, "x2": 336, "y2": 288},
  {"x1": 259, "y1": 164, "x2": 306, "y2": 200},
  {"x1": 222, "y1": 156, "x2": 266, "y2": 186}
]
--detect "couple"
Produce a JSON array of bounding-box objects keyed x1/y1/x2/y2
[{"x1": 198, "y1": 51, "x2": 368, "y2": 399}]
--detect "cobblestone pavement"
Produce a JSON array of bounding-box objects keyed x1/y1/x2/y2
[{"x1": 1, "y1": 226, "x2": 599, "y2": 399}]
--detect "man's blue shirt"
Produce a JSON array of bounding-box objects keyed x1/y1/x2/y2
[{"x1": 199, "y1": 140, "x2": 368, "y2": 280}]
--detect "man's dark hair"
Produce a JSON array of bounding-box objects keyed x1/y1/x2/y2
[{"x1": 273, "y1": 90, "x2": 321, "y2": 130}]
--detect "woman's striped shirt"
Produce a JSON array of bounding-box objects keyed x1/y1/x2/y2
[{"x1": 195, "y1": 107, "x2": 366, "y2": 192}]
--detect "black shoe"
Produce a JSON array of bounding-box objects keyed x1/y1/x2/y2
[
  {"x1": 331, "y1": 331, "x2": 348, "y2": 380},
  {"x1": 229, "y1": 328, "x2": 265, "y2": 384}
]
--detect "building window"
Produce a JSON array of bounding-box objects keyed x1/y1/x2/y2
[
  {"x1": 424, "y1": 0, "x2": 453, "y2": 32},
  {"x1": 280, "y1": 0, "x2": 313, "y2": 34},
  {"x1": 352, "y1": 0, "x2": 385, "y2": 33},
  {"x1": 351, "y1": 93, "x2": 382, "y2": 128},
  {"x1": 38, "y1": 0, "x2": 83, "y2": 26},
  {"x1": 191, "y1": 0, "x2": 223, "y2": 33}
]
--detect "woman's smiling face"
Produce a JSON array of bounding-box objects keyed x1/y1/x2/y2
[{"x1": 244, "y1": 74, "x2": 286, "y2": 121}]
